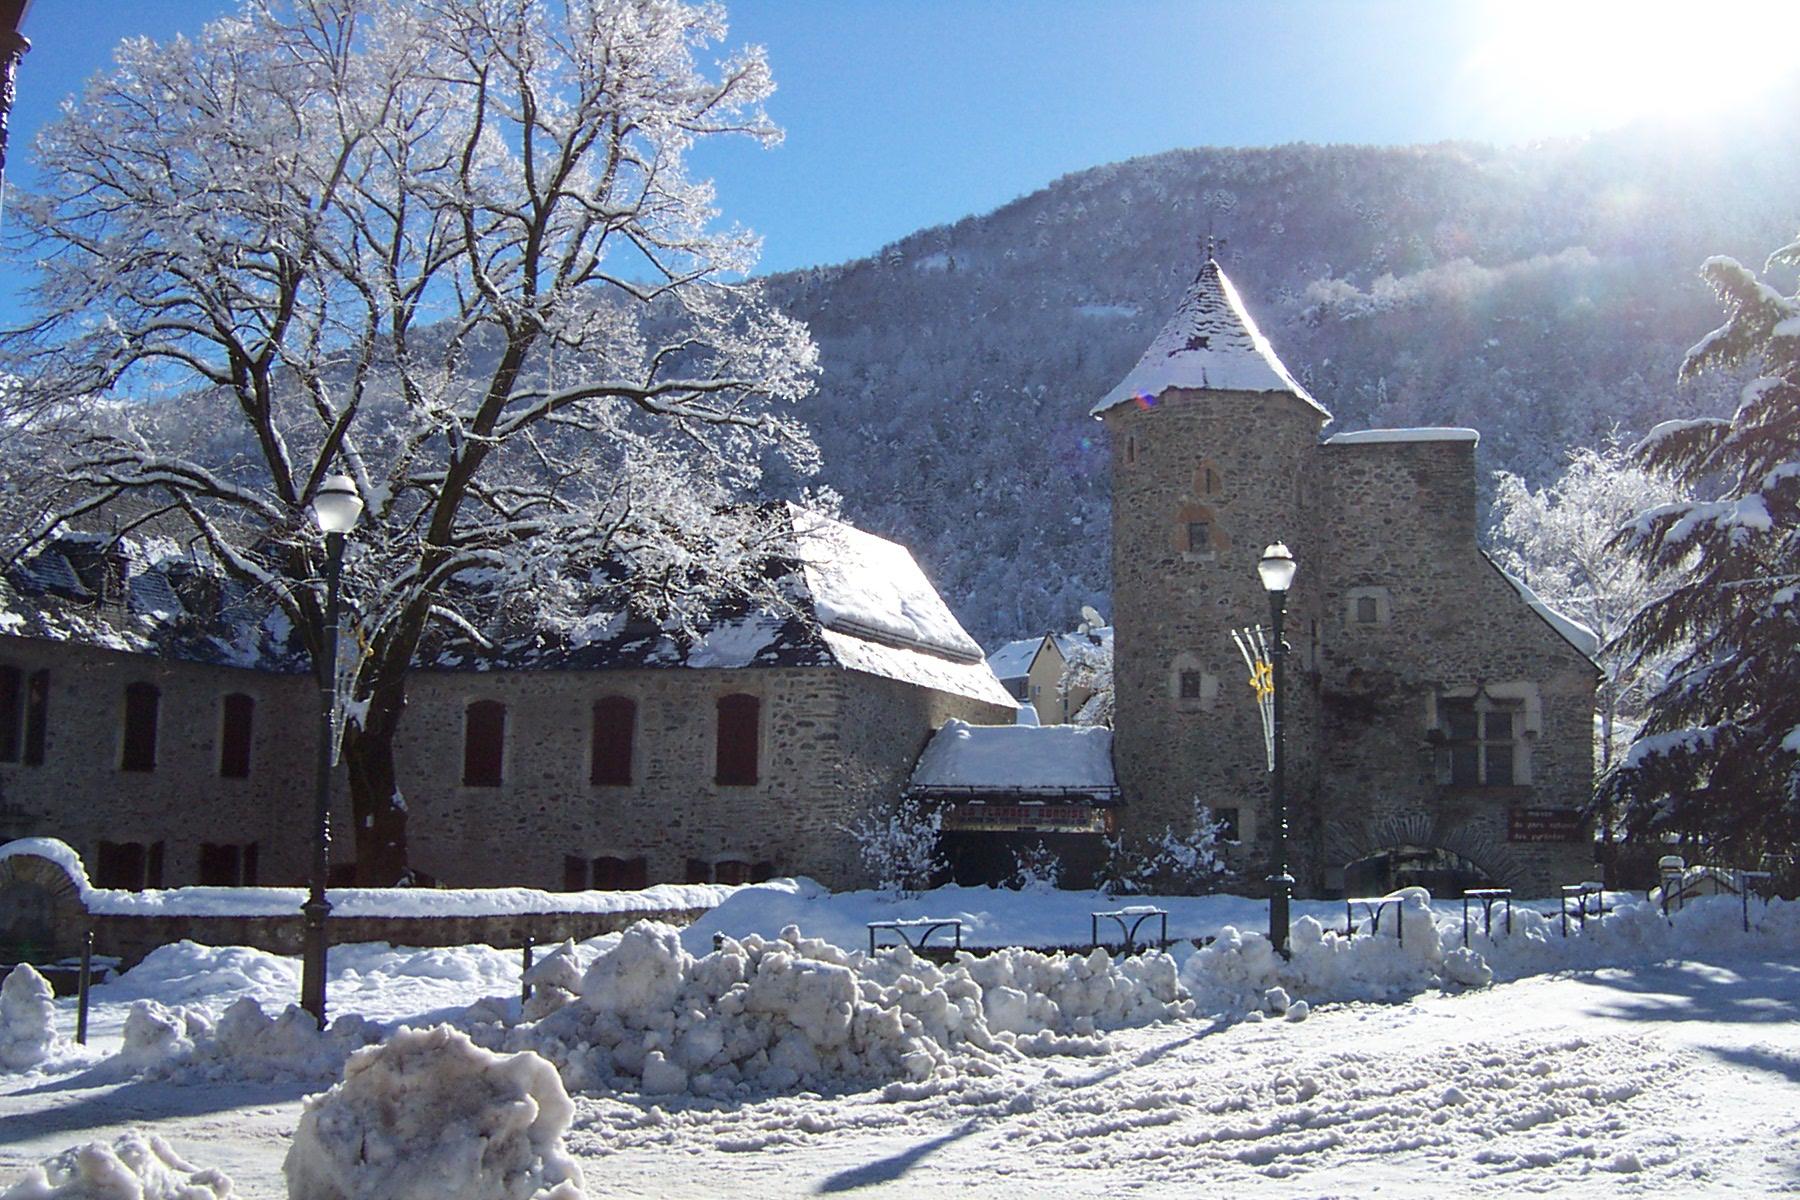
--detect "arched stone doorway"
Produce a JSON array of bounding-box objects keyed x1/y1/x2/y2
[{"x1": 1342, "y1": 844, "x2": 1496, "y2": 898}]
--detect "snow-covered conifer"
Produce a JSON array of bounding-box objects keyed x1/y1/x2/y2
[{"x1": 1603, "y1": 240, "x2": 1800, "y2": 860}]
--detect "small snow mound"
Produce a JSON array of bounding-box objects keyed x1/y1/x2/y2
[
  {"x1": 284, "y1": 1025, "x2": 585, "y2": 1200},
  {"x1": 106, "y1": 998, "x2": 378, "y2": 1084},
  {"x1": 2, "y1": 964, "x2": 61, "y2": 1071},
  {"x1": 0, "y1": 1130, "x2": 233, "y2": 1199}
]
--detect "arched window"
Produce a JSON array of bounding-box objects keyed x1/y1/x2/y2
[
  {"x1": 122, "y1": 682, "x2": 160, "y2": 772},
  {"x1": 715, "y1": 693, "x2": 760, "y2": 785},
  {"x1": 590, "y1": 696, "x2": 636, "y2": 785},
  {"x1": 462, "y1": 699, "x2": 506, "y2": 787},
  {"x1": 220, "y1": 693, "x2": 255, "y2": 778}
]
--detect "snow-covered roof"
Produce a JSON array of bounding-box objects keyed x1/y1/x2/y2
[
  {"x1": 1092, "y1": 258, "x2": 1330, "y2": 419},
  {"x1": 1324, "y1": 427, "x2": 1481, "y2": 447},
  {"x1": 1, "y1": 508, "x2": 1015, "y2": 708},
  {"x1": 984, "y1": 636, "x2": 1043, "y2": 682},
  {"x1": 909, "y1": 719, "x2": 1117, "y2": 797},
  {"x1": 1050, "y1": 626, "x2": 1112, "y2": 661},
  {"x1": 1490, "y1": 559, "x2": 1601, "y2": 661}
]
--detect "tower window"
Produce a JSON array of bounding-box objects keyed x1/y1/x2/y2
[
  {"x1": 1187, "y1": 521, "x2": 1212, "y2": 553},
  {"x1": 1356, "y1": 595, "x2": 1379, "y2": 624},
  {"x1": 1440, "y1": 697, "x2": 1520, "y2": 787},
  {"x1": 1179, "y1": 670, "x2": 1202, "y2": 700}
]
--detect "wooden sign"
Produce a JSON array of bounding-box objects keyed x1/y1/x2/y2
[{"x1": 1508, "y1": 807, "x2": 1585, "y2": 843}]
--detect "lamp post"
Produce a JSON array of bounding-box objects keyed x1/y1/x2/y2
[
  {"x1": 0, "y1": 0, "x2": 32, "y2": 180},
  {"x1": 302, "y1": 474, "x2": 362, "y2": 1028},
  {"x1": 1257, "y1": 542, "x2": 1296, "y2": 959}
]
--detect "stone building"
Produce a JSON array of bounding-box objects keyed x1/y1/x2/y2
[
  {"x1": 0, "y1": 504, "x2": 1012, "y2": 892},
  {"x1": 1094, "y1": 254, "x2": 1599, "y2": 897}
]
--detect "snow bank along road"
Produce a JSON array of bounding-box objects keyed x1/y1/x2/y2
[{"x1": 3, "y1": 889, "x2": 1798, "y2": 1197}]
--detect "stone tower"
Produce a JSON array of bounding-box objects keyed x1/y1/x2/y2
[{"x1": 1094, "y1": 254, "x2": 1330, "y2": 871}]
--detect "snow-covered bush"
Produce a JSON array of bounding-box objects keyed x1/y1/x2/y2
[
  {"x1": 1103, "y1": 801, "x2": 1233, "y2": 895},
  {"x1": 0, "y1": 1130, "x2": 234, "y2": 1199},
  {"x1": 285, "y1": 1025, "x2": 585, "y2": 1200},
  {"x1": 1006, "y1": 841, "x2": 1063, "y2": 892},
  {"x1": 1, "y1": 963, "x2": 61, "y2": 1071},
  {"x1": 843, "y1": 794, "x2": 944, "y2": 897}
]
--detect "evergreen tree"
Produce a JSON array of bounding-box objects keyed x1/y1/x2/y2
[{"x1": 1603, "y1": 240, "x2": 1800, "y2": 859}]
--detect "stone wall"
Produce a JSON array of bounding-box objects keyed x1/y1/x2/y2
[
  {"x1": 1105, "y1": 395, "x2": 1597, "y2": 899},
  {"x1": 3, "y1": 630, "x2": 1011, "y2": 893},
  {"x1": 1104, "y1": 387, "x2": 1329, "y2": 875},
  {"x1": 0, "y1": 637, "x2": 319, "y2": 883},
  {"x1": 0, "y1": 847, "x2": 714, "y2": 971}
]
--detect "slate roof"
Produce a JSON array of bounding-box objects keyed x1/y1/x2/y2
[
  {"x1": 909, "y1": 719, "x2": 1118, "y2": 799},
  {"x1": 1, "y1": 506, "x2": 1016, "y2": 706},
  {"x1": 1092, "y1": 257, "x2": 1331, "y2": 419}
]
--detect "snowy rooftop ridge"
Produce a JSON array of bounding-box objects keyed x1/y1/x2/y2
[
  {"x1": 908, "y1": 718, "x2": 1117, "y2": 796},
  {"x1": 1092, "y1": 258, "x2": 1330, "y2": 419},
  {"x1": 1490, "y1": 559, "x2": 1601, "y2": 660},
  {"x1": 984, "y1": 636, "x2": 1042, "y2": 681},
  {"x1": 1324, "y1": 427, "x2": 1481, "y2": 447}
]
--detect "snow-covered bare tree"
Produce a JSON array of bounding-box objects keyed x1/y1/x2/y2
[
  {"x1": 1601, "y1": 241, "x2": 1800, "y2": 860},
  {"x1": 0, "y1": 0, "x2": 818, "y2": 882},
  {"x1": 1059, "y1": 633, "x2": 1113, "y2": 727},
  {"x1": 843, "y1": 793, "x2": 944, "y2": 898},
  {"x1": 1489, "y1": 439, "x2": 1690, "y2": 769}
]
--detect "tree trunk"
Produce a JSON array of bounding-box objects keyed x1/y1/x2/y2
[{"x1": 340, "y1": 687, "x2": 411, "y2": 886}]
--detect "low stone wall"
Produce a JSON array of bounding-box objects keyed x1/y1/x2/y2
[{"x1": 0, "y1": 845, "x2": 715, "y2": 971}]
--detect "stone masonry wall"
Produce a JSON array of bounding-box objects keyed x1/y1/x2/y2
[
  {"x1": 395, "y1": 665, "x2": 1009, "y2": 891},
  {"x1": 0, "y1": 636, "x2": 319, "y2": 884},
  {"x1": 1313, "y1": 439, "x2": 1598, "y2": 896},
  {"x1": 1106, "y1": 388, "x2": 1329, "y2": 878}
]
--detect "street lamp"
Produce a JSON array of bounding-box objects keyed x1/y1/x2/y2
[
  {"x1": 0, "y1": 0, "x2": 33, "y2": 180},
  {"x1": 302, "y1": 474, "x2": 362, "y2": 1027},
  {"x1": 1257, "y1": 542, "x2": 1296, "y2": 958}
]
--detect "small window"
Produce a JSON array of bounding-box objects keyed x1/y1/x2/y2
[
  {"x1": 0, "y1": 665, "x2": 19, "y2": 762},
  {"x1": 1179, "y1": 670, "x2": 1202, "y2": 700},
  {"x1": 1186, "y1": 520, "x2": 1212, "y2": 553},
  {"x1": 121, "y1": 682, "x2": 160, "y2": 772},
  {"x1": 713, "y1": 860, "x2": 753, "y2": 887},
  {"x1": 1356, "y1": 595, "x2": 1379, "y2": 624},
  {"x1": 463, "y1": 699, "x2": 506, "y2": 787},
  {"x1": 220, "y1": 693, "x2": 255, "y2": 778},
  {"x1": 24, "y1": 670, "x2": 48, "y2": 766},
  {"x1": 716, "y1": 694, "x2": 760, "y2": 785},
  {"x1": 590, "y1": 696, "x2": 635, "y2": 786},
  {"x1": 198, "y1": 842, "x2": 259, "y2": 886},
  {"x1": 1126, "y1": 435, "x2": 1137, "y2": 465}
]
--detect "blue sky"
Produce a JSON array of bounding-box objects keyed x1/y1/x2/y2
[{"x1": 2, "y1": 0, "x2": 1792, "y2": 319}]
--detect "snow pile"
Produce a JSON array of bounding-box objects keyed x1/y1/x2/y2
[
  {"x1": 0, "y1": 1130, "x2": 233, "y2": 1199},
  {"x1": 1472, "y1": 892, "x2": 1798, "y2": 982},
  {"x1": 512, "y1": 921, "x2": 1192, "y2": 1097},
  {"x1": 284, "y1": 1025, "x2": 584, "y2": 1200},
  {"x1": 1183, "y1": 889, "x2": 1480, "y2": 1018},
  {"x1": 1, "y1": 964, "x2": 62, "y2": 1071},
  {"x1": 107, "y1": 998, "x2": 379, "y2": 1083}
]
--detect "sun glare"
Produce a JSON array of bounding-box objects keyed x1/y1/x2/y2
[{"x1": 1466, "y1": 0, "x2": 1793, "y2": 135}]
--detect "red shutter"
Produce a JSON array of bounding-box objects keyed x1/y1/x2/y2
[
  {"x1": 463, "y1": 700, "x2": 506, "y2": 787},
  {"x1": 589, "y1": 696, "x2": 635, "y2": 785},
  {"x1": 715, "y1": 694, "x2": 759, "y2": 785}
]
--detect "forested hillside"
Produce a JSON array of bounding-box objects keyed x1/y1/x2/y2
[{"x1": 760, "y1": 113, "x2": 1800, "y2": 646}]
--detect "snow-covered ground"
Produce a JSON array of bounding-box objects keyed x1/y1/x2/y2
[{"x1": 4, "y1": 881, "x2": 1797, "y2": 1197}]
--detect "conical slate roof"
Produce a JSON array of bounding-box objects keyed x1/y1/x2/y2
[{"x1": 1091, "y1": 258, "x2": 1330, "y2": 419}]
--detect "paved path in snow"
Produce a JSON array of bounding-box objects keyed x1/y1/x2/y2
[{"x1": 3, "y1": 955, "x2": 1797, "y2": 1198}]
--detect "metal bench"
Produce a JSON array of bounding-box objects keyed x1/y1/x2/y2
[
  {"x1": 1560, "y1": 882, "x2": 1605, "y2": 935},
  {"x1": 1090, "y1": 906, "x2": 1169, "y2": 953},
  {"x1": 1344, "y1": 896, "x2": 1407, "y2": 945},
  {"x1": 1461, "y1": 888, "x2": 1513, "y2": 946},
  {"x1": 868, "y1": 917, "x2": 963, "y2": 956}
]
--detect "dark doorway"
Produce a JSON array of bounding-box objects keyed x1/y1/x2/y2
[{"x1": 1342, "y1": 844, "x2": 1495, "y2": 898}]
